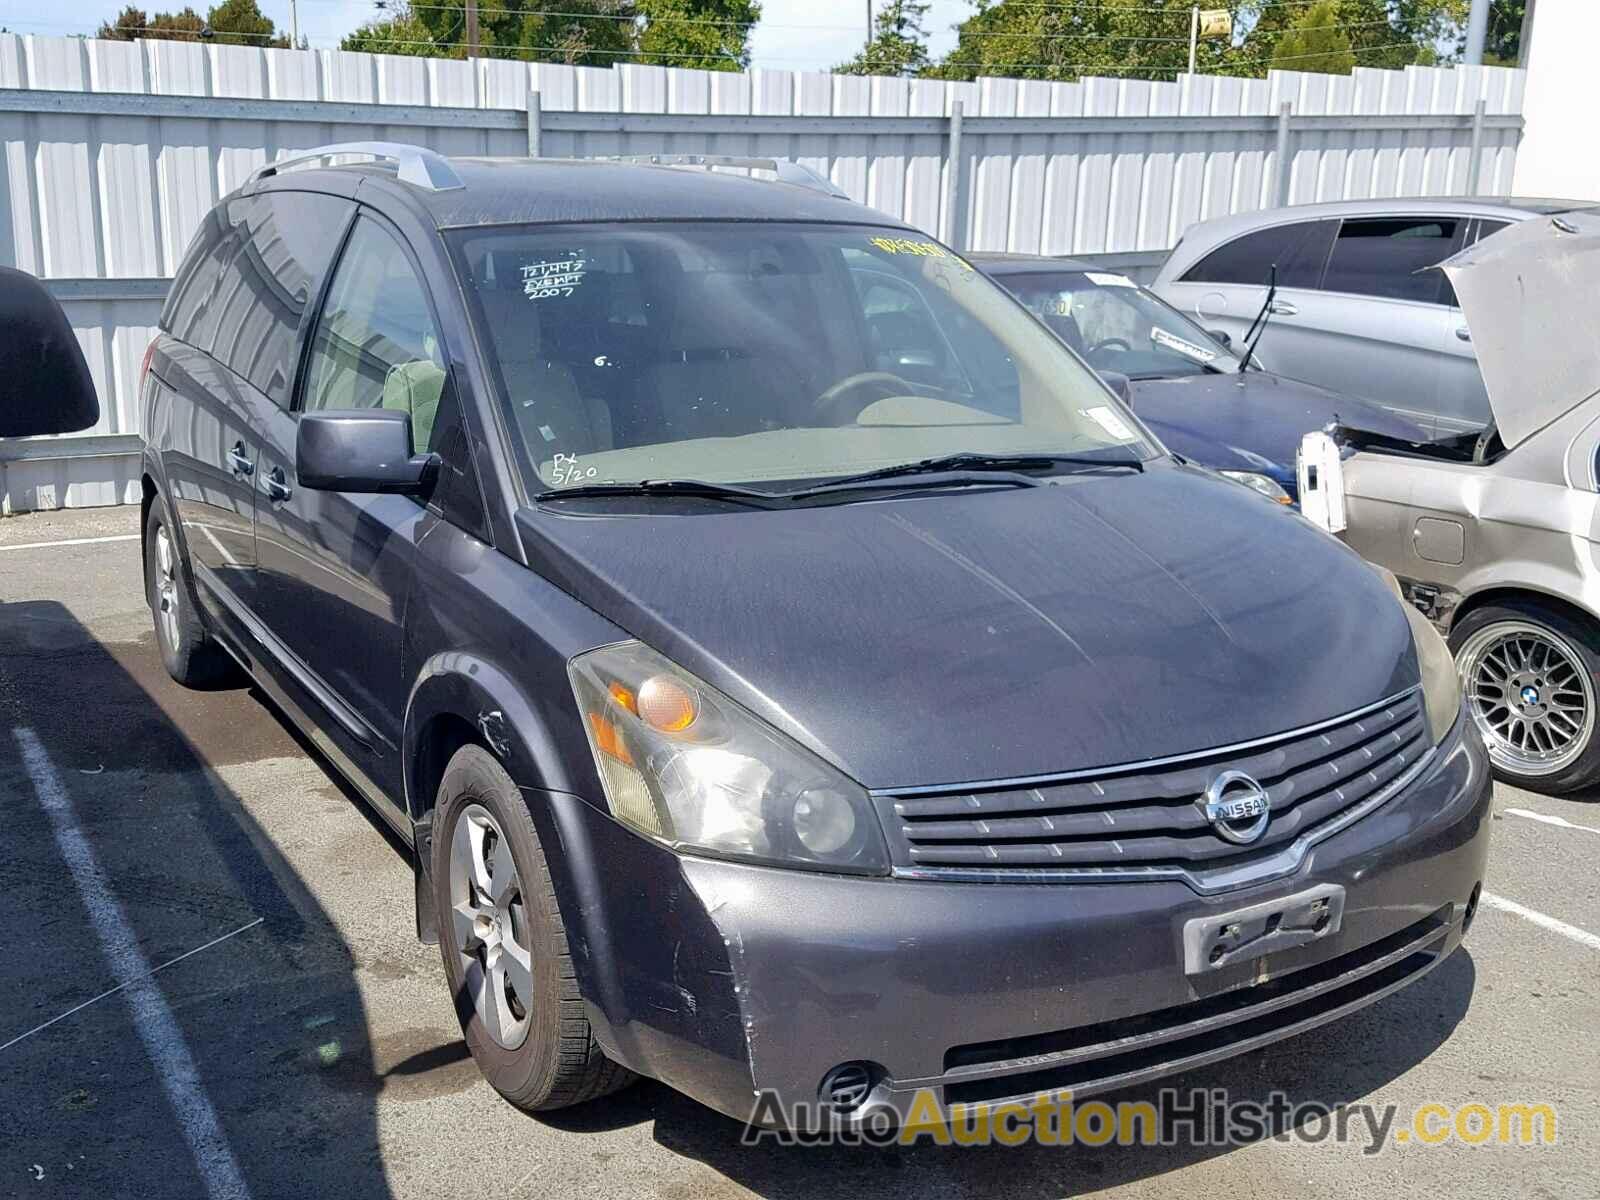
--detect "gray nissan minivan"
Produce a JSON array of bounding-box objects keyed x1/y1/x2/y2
[{"x1": 139, "y1": 144, "x2": 1491, "y2": 1129}]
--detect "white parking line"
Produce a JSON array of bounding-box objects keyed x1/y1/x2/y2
[
  {"x1": 1504, "y1": 807, "x2": 1600, "y2": 837},
  {"x1": 0, "y1": 533, "x2": 139, "y2": 553},
  {"x1": 12, "y1": 728, "x2": 253, "y2": 1200},
  {"x1": 1481, "y1": 891, "x2": 1600, "y2": 953}
]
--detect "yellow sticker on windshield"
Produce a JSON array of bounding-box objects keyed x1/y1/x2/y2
[{"x1": 867, "y1": 237, "x2": 972, "y2": 269}]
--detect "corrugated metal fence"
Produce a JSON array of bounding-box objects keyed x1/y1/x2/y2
[{"x1": 0, "y1": 32, "x2": 1525, "y2": 511}]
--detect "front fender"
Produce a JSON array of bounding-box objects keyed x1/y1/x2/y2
[{"x1": 402, "y1": 650, "x2": 589, "y2": 819}]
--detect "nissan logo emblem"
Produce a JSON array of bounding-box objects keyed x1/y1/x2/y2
[{"x1": 1200, "y1": 770, "x2": 1272, "y2": 845}]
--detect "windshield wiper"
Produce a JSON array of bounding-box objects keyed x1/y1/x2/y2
[
  {"x1": 787, "y1": 450, "x2": 1143, "y2": 498},
  {"x1": 1239, "y1": 263, "x2": 1278, "y2": 372},
  {"x1": 534, "y1": 478, "x2": 779, "y2": 506}
]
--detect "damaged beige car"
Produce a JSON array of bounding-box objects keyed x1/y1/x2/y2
[{"x1": 1302, "y1": 210, "x2": 1600, "y2": 794}]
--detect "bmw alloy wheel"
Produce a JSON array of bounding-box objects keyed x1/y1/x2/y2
[
  {"x1": 1457, "y1": 620, "x2": 1596, "y2": 778},
  {"x1": 448, "y1": 803, "x2": 533, "y2": 1050}
]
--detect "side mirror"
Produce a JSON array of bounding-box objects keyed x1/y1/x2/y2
[
  {"x1": 297, "y1": 410, "x2": 437, "y2": 495},
  {"x1": 1206, "y1": 329, "x2": 1232, "y2": 349},
  {"x1": 0, "y1": 267, "x2": 100, "y2": 437},
  {"x1": 1097, "y1": 369, "x2": 1134, "y2": 405}
]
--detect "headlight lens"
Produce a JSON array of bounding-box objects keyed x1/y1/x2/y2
[
  {"x1": 1371, "y1": 565, "x2": 1461, "y2": 744},
  {"x1": 1219, "y1": 469, "x2": 1293, "y2": 504},
  {"x1": 569, "y1": 641, "x2": 889, "y2": 874}
]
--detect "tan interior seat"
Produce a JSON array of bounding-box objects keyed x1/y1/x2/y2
[{"x1": 381, "y1": 358, "x2": 446, "y2": 452}]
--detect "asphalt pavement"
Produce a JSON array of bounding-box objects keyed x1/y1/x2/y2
[{"x1": 0, "y1": 506, "x2": 1594, "y2": 1200}]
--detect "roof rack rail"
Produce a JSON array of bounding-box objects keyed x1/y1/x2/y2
[
  {"x1": 598, "y1": 154, "x2": 851, "y2": 201},
  {"x1": 250, "y1": 142, "x2": 464, "y2": 192}
]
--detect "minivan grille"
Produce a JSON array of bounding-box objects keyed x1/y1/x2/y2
[{"x1": 879, "y1": 691, "x2": 1427, "y2": 879}]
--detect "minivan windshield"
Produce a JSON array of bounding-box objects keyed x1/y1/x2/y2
[
  {"x1": 998, "y1": 269, "x2": 1244, "y2": 381},
  {"x1": 448, "y1": 223, "x2": 1160, "y2": 496}
]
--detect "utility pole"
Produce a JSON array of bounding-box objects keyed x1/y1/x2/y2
[
  {"x1": 466, "y1": 0, "x2": 481, "y2": 58},
  {"x1": 1188, "y1": 5, "x2": 1199, "y2": 74},
  {"x1": 1464, "y1": 0, "x2": 1490, "y2": 65},
  {"x1": 867, "y1": 2, "x2": 873, "y2": 47},
  {"x1": 289, "y1": 0, "x2": 299, "y2": 48},
  {"x1": 1517, "y1": 0, "x2": 1538, "y2": 68}
]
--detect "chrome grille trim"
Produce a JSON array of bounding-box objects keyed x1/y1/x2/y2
[{"x1": 876, "y1": 687, "x2": 1437, "y2": 895}]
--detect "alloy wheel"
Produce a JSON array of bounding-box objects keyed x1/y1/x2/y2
[
  {"x1": 153, "y1": 524, "x2": 183, "y2": 653},
  {"x1": 1457, "y1": 620, "x2": 1595, "y2": 778},
  {"x1": 448, "y1": 803, "x2": 533, "y2": 1050}
]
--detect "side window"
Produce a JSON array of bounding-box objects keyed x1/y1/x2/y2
[
  {"x1": 209, "y1": 191, "x2": 353, "y2": 407},
  {"x1": 1322, "y1": 217, "x2": 1461, "y2": 304},
  {"x1": 1180, "y1": 219, "x2": 1336, "y2": 289},
  {"x1": 161, "y1": 206, "x2": 243, "y2": 352},
  {"x1": 302, "y1": 217, "x2": 446, "y2": 454}
]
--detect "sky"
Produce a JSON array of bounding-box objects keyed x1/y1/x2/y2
[{"x1": 1, "y1": 0, "x2": 974, "y2": 71}]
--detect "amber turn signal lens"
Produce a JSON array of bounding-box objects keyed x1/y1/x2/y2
[
  {"x1": 587, "y1": 712, "x2": 634, "y2": 765},
  {"x1": 607, "y1": 681, "x2": 638, "y2": 714},
  {"x1": 638, "y1": 675, "x2": 699, "y2": 733}
]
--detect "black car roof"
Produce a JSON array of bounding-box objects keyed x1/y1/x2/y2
[{"x1": 263, "y1": 156, "x2": 910, "y2": 232}]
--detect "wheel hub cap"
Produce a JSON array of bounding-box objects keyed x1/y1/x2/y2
[
  {"x1": 154, "y1": 526, "x2": 182, "y2": 650},
  {"x1": 448, "y1": 804, "x2": 533, "y2": 1050},
  {"x1": 1458, "y1": 621, "x2": 1594, "y2": 777}
]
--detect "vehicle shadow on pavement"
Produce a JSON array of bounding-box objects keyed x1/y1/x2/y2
[
  {"x1": 0, "y1": 599, "x2": 401, "y2": 1199},
  {"x1": 549, "y1": 932, "x2": 1477, "y2": 1196}
]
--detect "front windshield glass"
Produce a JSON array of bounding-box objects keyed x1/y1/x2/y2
[
  {"x1": 999, "y1": 270, "x2": 1243, "y2": 381},
  {"x1": 448, "y1": 223, "x2": 1160, "y2": 495}
]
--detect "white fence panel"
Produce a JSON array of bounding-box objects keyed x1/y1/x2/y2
[{"x1": 0, "y1": 32, "x2": 1526, "y2": 511}]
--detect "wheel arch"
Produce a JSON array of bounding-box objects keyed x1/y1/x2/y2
[
  {"x1": 1449, "y1": 585, "x2": 1600, "y2": 646},
  {"x1": 403, "y1": 651, "x2": 586, "y2": 823}
]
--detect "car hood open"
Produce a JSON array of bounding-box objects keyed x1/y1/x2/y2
[
  {"x1": 1442, "y1": 210, "x2": 1600, "y2": 449},
  {"x1": 517, "y1": 466, "x2": 1417, "y2": 789}
]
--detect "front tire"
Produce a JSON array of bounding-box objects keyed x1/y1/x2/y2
[
  {"x1": 431, "y1": 744, "x2": 634, "y2": 1111},
  {"x1": 144, "y1": 498, "x2": 232, "y2": 688},
  {"x1": 1450, "y1": 600, "x2": 1600, "y2": 794}
]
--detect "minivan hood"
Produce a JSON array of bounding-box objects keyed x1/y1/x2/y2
[
  {"x1": 517, "y1": 466, "x2": 1417, "y2": 789},
  {"x1": 1127, "y1": 372, "x2": 1430, "y2": 476},
  {"x1": 1442, "y1": 210, "x2": 1600, "y2": 448}
]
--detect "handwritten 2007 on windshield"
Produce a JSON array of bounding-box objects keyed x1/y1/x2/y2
[{"x1": 522, "y1": 256, "x2": 587, "y2": 300}]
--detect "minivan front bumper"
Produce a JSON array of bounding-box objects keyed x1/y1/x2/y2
[{"x1": 537, "y1": 710, "x2": 1490, "y2": 1128}]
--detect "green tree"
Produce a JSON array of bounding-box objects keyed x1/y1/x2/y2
[
  {"x1": 97, "y1": 0, "x2": 289, "y2": 46},
  {"x1": 340, "y1": 5, "x2": 440, "y2": 57},
  {"x1": 1270, "y1": 1, "x2": 1355, "y2": 73},
  {"x1": 836, "y1": 0, "x2": 933, "y2": 77},
  {"x1": 925, "y1": 0, "x2": 1242, "y2": 83},
  {"x1": 637, "y1": 0, "x2": 760, "y2": 71},
  {"x1": 1233, "y1": 1, "x2": 1466, "y2": 75}
]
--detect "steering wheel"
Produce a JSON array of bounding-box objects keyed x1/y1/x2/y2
[
  {"x1": 1086, "y1": 337, "x2": 1133, "y2": 357},
  {"x1": 812, "y1": 371, "x2": 913, "y2": 426}
]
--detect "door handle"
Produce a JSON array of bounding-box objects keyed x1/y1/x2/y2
[
  {"x1": 1455, "y1": 325, "x2": 1472, "y2": 342},
  {"x1": 1268, "y1": 299, "x2": 1298, "y2": 316},
  {"x1": 227, "y1": 442, "x2": 254, "y2": 477},
  {"x1": 264, "y1": 467, "x2": 292, "y2": 503}
]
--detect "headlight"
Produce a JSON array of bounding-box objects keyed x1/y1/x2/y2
[
  {"x1": 569, "y1": 640, "x2": 889, "y2": 874},
  {"x1": 1219, "y1": 470, "x2": 1293, "y2": 504},
  {"x1": 1371, "y1": 565, "x2": 1461, "y2": 744}
]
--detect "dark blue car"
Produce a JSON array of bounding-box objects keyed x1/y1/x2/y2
[
  {"x1": 137, "y1": 147, "x2": 1487, "y2": 1131},
  {"x1": 974, "y1": 253, "x2": 1430, "y2": 503}
]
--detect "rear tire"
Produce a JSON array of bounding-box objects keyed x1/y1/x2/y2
[
  {"x1": 1450, "y1": 599, "x2": 1600, "y2": 795},
  {"x1": 144, "y1": 498, "x2": 232, "y2": 688},
  {"x1": 431, "y1": 744, "x2": 634, "y2": 1111}
]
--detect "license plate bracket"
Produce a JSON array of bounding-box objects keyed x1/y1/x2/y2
[{"x1": 1182, "y1": 883, "x2": 1346, "y2": 976}]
